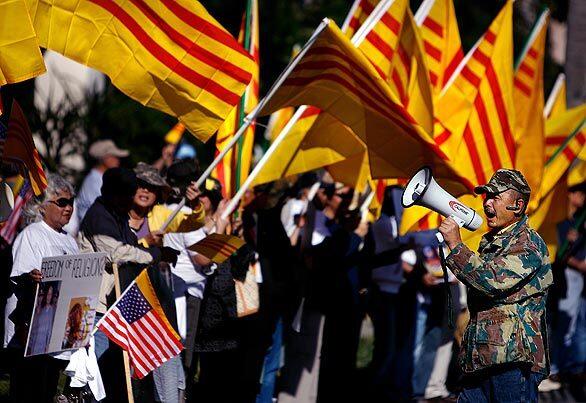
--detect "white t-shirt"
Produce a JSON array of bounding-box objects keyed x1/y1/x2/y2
[
  {"x1": 4, "y1": 220, "x2": 79, "y2": 351},
  {"x1": 163, "y1": 205, "x2": 207, "y2": 299}
]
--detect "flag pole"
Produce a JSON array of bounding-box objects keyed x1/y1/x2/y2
[{"x1": 159, "y1": 19, "x2": 331, "y2": 231}]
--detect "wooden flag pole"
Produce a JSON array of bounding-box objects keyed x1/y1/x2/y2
[
  {"x1": 159, "y1": 19, "x2": 331, "y2": 231},
  {"x1": 112, "y1": 263, "x2": 135, "y2": 403}
]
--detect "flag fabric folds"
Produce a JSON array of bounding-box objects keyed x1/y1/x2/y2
[
  {"x1": 343, "y1": 0, "x2": 381, "y2": 37},
  {"x1": 0, "y1": 181, "x2": 33, "y2": 244},
  {"x1": 96, "y1": 269, "x2": 183, "y2": 379},
  {"x1": 0, "y1": 0, "x2": 46, "y2": 85},
  {"x1": 213, "y1": 0, "x2": 259, "y2": 198},
  {"x1": 188, "y1": 233, "x2": 245, "y2": 264},
  {"x1": 436, "y1": 1, "x2": 515, "y2": 186},
  {"x1": 29, "y1": 0, "x2": 255, "y2": 142},
  {"x1": 415, "y1": 0, "x2": 464, "y2": 95},
  {"x1": 259, "y1": 19, "x2": 470, "y2": 195},
  {"x1": 1, "y1": 100, "x2": 48, "y2": 196},
  {"x1": 513, "y1": 10, "x2": 548, "y2": 210}
]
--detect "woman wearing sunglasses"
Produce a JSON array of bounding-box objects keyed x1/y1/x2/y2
[
  {"x1": 4, "y1": 174, "x2": 79, "y2": 402},
  {"x1": 129, "y1": 162, "x2": 204, "y2": 248}
]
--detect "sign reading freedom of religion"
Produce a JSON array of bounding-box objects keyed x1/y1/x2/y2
[{"x1": 25, "y1": 252, "x2": 107, "y2": 356}]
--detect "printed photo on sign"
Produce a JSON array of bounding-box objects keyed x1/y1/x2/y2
[
  {"x1": 25, "y1": 252, "x2": 106, "y2": 356},
  {"x1": 62, "y1": 296, "x2": 97, "y2": 350},
  {"x1": 26, "y1": 281, "x2": 61, "y2": 356}
]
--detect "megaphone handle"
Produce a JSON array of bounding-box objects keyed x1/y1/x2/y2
[{"x1": 436, "y1": 215, "x2": 465, "y2": 244}]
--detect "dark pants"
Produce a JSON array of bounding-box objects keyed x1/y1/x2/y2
[
  {"x1": 459, "y1": 367, "x2": 542, "y2": 403},
  {"x1": 8, "y1": 350, "x2": 66, "y2": 403},
  {"x1": 183, "y1": 294, "x2": 202, "y2": 399},
  {"x1": 370, "y1": 290, "x2": 399, "y2": 394}
]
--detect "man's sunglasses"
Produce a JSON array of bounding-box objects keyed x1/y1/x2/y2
[{"x1": 50, "y1": 197, "x2": 74, "y2": 208}]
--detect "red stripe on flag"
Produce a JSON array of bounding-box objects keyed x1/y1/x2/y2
[
  {"x1": 563, "y1": 147, "x2": 576, "y2": 162},
  {"x1": 159, "y1": 0, "x2": 252, "y2": 60},
  {"x1": 424, "y1": 40, "x2": 442, "y2": 62},
  {"x1": 577, "y1": 131, "x2": 586, "y2": 146},
  {"x1": 381, "y1": 13, "x2": 402, "y2": 35},
  {"x1": 90, "y1": 0, "x2": 242, "y2": 106},
  {"x1": 435, "y1": 127, "x2": 451, "y2": 146},
  {"x1": 422, "y1": 17, "x2": 443, "y2": 38},
  {"x1": 397, "y1": 45, "x2": 410, "y2": 74},
  {"x1": 514, "y1": 78, "x2": 531, "y2": 97},
  {"x1": 485, "y1": 30, "x2": 496, "y2": 45},
  {"x1": 295, "y1": 59, "x2": 391, "y2": 109},
  {"x1": 463, "y1": 124, "x2": 488, "y2": 185},
  {"x1": 443, "y1": 49, "x2": 464, "y2": 86},
  {"x1": 129, "y1": 0, "x2": 251, "y2": 84},
  {"x1": 419, "y1": 215, "x2": 430, "y2": 230},
  {"x1": 472, "y1": 48, "x2": 490, "y2": 67},
  {"x1": 545, "y1": 136, "x2": 567, "y2": 146},
  {"x1": 365, "y1": 30, "x2": 394, "y2": 62},
  {"x1": 429, "y1": 71, "x2": 438, "y2": 86},
  {"x1": 518, "y1": 62, "x2": 535, "y2": 79},
  {"x1": 486, "y1": 64, "x2": 515, "y2": 162},
  {"x1": 391, "y1": 70, "x2": 407, "y2": 105},
  {"x1": 300, "y1": 106, "x2": 321, "y2": 119},
  {"x1": 527, "y1": 47, "x2": 538, "y2": 59},
  {"x1": 149, "y1": 310, "x2": 183, "y2": 351},
  {"x1": 474, "y1": 95, "x2": 503, "y2": 171},
  {"x1": 461, "y1": 66, "x2": 481, "y2": 87},
  {"x1": 284, "y1": 74, "x2": 420, "y2": 139},
  {"x1": 306, "y1": 46, "x2": 390, "y2": 102}
]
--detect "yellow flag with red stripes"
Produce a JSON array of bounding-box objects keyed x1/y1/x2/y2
[
  {"x1": 29, "y1": 0, "x2": 255, "y2": 142},
  {"x1": 212, "y1": 0, "x2": 259, "y2": 198},
  {"x1": 544, "y1": 74, "x2": 568, "y2": 158},
  {"x1": 260, "y1": 19, "x2": 472, "y2": 196},
  {"x1": 514, "y1": 10, "x2": 548, "y2": 211},
  {"x1": 0, "y1": 0, "x2": 46, "y2": 85},
  {"x1": 437, "y1": 1, "x2": 515, "y2": 187},
  {"x1": 414, "y1": 0, "x2": 464, "y2": 96},
  {"x1": 343, "y1": 0, "x2": 382, "y2": 38},
  {"x1": 188, "y1": 233, "x2": 245, "y2": 264},
  {"x1": 540, "y1": 105, "x2": 586, "y2": 198}
]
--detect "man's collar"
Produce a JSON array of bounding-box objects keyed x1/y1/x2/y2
[{"x1": 492, "y1": 215, "x2": 528, "y2": 237}]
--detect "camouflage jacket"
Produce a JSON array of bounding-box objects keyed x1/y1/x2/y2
[{"x1": 446, "y1": 215, "x2": 553, "y2": 375}]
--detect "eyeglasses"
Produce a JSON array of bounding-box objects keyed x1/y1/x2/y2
[{"x1": 50, "y1": 197, "x2": 74, "y2": 208}]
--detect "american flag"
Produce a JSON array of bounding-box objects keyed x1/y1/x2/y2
[
  {"x1": 97, "y1": 270, "x2": 183, "y2": 379},
  {"x1": 0, "y1": 181, "x2": 33, "y2": 245}
]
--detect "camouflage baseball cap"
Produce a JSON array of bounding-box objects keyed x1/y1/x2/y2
[
  {"x1": 474, "y1": 169, "x2": 531, "y2": 195},
  {"x1": 134, "y1": 162, "x2": 170, "y2": 188}
]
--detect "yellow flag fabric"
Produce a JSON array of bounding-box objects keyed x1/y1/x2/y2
[
  {"x1": 188, "y1": 233, "x2": 245, "y2": 264},
  {"x1": 164, "y1": 122, "x2": 185, "y2": 145},
  {"x1": 436, "y1": 1, "x2": 515, "y2": 186},
  {"x1": 356, "y1": 0, "x2": 407, "y2": 85},
  {"x1": 264, "y1": 107, "x2": 295, "y2": 143},
  {"x1": 568, "y1": 160, "x2": 586, "y2": 187},
  {"x1": 540, "y1": 105, "x2": 586, "y2": 197},
  {"x1": 260, "y1": 20, "x2": 472, "y2": 195},
  {"x1": 415, "y1": 0, "x2": 464, "y2": 96},
  {"x1": 212, "y1": 0, "x2": 259, "y2": 197},
  {"x1": 0, "y1": 0, "x2": 46, "y2": 85},
  {"x1": 29, "y1": 0, "x2": 254, "y2": 142},
  {"x1": 343, "y1": 0, "x2": 381, "y2": 38},
  {"x1": 529, "y1": 178, "x2": 568, "y2": 258},
  {"x1": 513, "y1": 11, "x2": 548, "y2": 211}
]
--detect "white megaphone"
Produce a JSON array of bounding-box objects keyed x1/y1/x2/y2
[{"x1": 402, "y1": 167, "x2": 483, "y2": 243}]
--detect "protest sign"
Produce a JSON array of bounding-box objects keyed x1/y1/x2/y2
[{"x1": 25, "y1": 252, "x2": 107, "y2": 356}]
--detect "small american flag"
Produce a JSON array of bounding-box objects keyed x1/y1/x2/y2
[
  {"x1": 0, "y1": 181, "x2": 33, "y2": 245},
  {"x1": 96, "y1": 269, "x2": 183, "y2": 379}
]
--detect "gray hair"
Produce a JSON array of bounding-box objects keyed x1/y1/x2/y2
[{"x1": 23, "y1": 173, "x2": 75, "y2": 225}]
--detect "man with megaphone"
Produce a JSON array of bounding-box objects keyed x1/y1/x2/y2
[{"x1": 434, "y1": 169, "x2": 553, "y2": 402}]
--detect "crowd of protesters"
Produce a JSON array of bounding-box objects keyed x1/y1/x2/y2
[{"x1": 0, "y1": 138, "x2": 585, "y2": 403}]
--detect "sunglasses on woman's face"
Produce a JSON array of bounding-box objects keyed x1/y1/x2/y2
[{"x1": 50, "y1": 197, "x2": 74, "y2": 208}]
